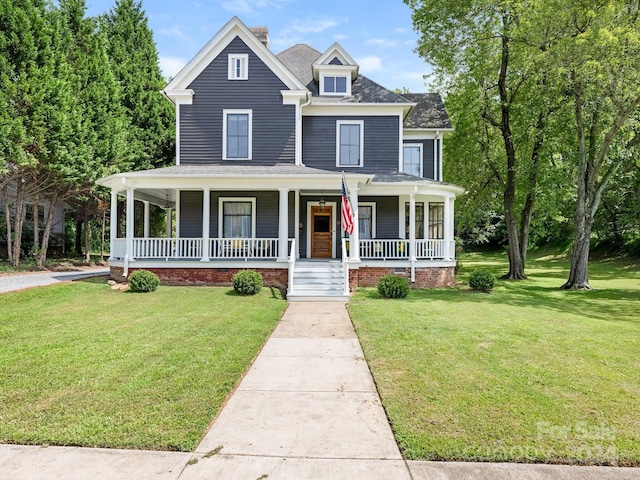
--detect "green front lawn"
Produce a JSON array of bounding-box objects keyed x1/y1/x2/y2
[
  {"x1": 349, "y1": 251, "x2": 640, "y2": 465},
  {"x1": 0, "y1": 279, "x2": 286, "y2": 451}
]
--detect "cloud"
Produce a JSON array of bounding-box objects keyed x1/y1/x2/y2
[
  {"x1": 357, "y1": 55, "x2": 382, "y2": 73},
  {"x1": 333, "y1": 34, "x2": 348, "y2": 41},
  {"x1": 160, "y1": 56, "x2": 188, "y2": 79},
  {"x1": 289, "y1": 17, "x2": 340, "y2": 34},
  {"x1": 364, "y1": 38, "x2": 399, "y2": 48},
  {"x1": 271, "y1": 16, "x2": 344, "y2": 50},
  {"x1": 395, "y1": 27, "x2": 409, "y2": 35},
  {"x1": 220, "y1": 0, "x2": 290, "y2": 16},
  {"x1": 159, "y1": 26, "x2": 189, "y2": 39}
]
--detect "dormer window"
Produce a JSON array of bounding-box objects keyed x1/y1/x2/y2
[
  {"x1": 322, "y1": 75, "x2": 348, "y2": 95},
  {"x1": 228, "y1": 54, "x2": 248, "y2": 80}
]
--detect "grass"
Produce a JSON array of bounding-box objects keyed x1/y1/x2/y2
[
  {"x1": 349, "y1": 250, "x2": 640, "y2": 466},
  {"x1": 0, "y1": 279, "x2": 287, "y2": 451}
]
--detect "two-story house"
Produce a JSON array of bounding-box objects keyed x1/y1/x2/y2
[{"x1": 97, "y1": 17, "x2": 464, "y2": 300}]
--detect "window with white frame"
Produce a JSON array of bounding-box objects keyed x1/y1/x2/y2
[
  {"x1": 428, "y1": 202, "x2": 444, "y2": 239},
  {"x1": 223, "y1": 110, "x2": 252, "y2": 160},
  {"x1": 321, "y1": 75, "x2": 349, "y2": 95},
  {"x1": 358, "y1": 203, "x2": 376, "y2": 239},
  {"x1": 337, "y1": 120, "x2": 363, "y2": 167},
  {"x1": 219, "y1": 198, "x2": 256, "y2": 238},
  {"x1": 403, "y1": 144, "x2": 422, "y2": 177},
  {"x1": 228, "y1": 54, "x2": 248, "y2": 80},
  {"x1": 405, "y1": 202, "x2": 425, "y2": 239}
]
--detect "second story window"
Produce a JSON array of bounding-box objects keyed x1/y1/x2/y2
[
  {"x1": 403, "y1": 144, "x2": 422, "y2": 177},
  {"x1": 228, "y1": 54, "x2": 248, "y2": 80},
  {"x1": 321, "y1": 75, "x2": 349, "y2": 95},
  {"x1": 336, "y1": 120, "x2": 364, "y2": 167},
  {"x1": 223, "y1": 110, "x2": 252, "y2": 160}
]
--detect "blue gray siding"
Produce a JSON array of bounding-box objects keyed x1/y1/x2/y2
[
  {"x1": 178, "y1": 190, "x2": 294, "y2": 239},
  {"x1": 180, "y1": 36, "x2": 296, "y2": 165},
  {"x1": 329, "y1": 57, "x2": 343, "y2": 65},
  {"x1": 302, "y1": 116, "x2": 399, "y2": 173},
  {"x1": 404, "y1": 139, "x2": 435, "y2": 180}
]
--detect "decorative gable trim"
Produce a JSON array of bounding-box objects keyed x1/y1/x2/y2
[
  {"x1": 164, "y1": 16, "x2": 305, "y2": 98},
  {"x1": 312, "y1": 43, "x2": 359, "y2": 81}
]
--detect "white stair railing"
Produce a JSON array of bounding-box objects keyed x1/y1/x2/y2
[{"x1": 287, "y1": 239, "x2": 296, "y2": 296}]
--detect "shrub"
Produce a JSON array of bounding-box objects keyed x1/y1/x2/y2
[
  {"x1": 233, "y1": 269, "x2": 263, "y2": 295},
  {"x1": 128, "y1": 269, "x2": 160, "y2": 293},
  {"x1": 378, "y1": 274, "x2": 410, "y2": 298},
  {"x1": 468, "y1": 269, "x2": 496, "y2": 292}
]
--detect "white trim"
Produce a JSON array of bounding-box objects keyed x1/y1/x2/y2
[
  {"x1": 336, "y1": 120, "x2": 364, "y2": 168},
  {"x1": 164, "y1": 17, "x2": 305, "y2": 92},
  {"x1": 218, "y1": 197, "x2": 257, "y2": 238},
  {"x1": 162, "y1": 89, "x2": 194, "y2": 105},
  {"x1": 109, "y1": 259, "x2": 288, "y2": 270},
  {"x1": 398, "y1": 114, "x2": 404, "y2": 173},
  {"x1": 228, "y1": 53, "x2": 248, "y2": 80},
  {"x1": 358, "y1": 201, "x2": 376, "y2": 239},
  {"x1": 175, "y1": 104, "x2": 181, "y2": 165},
  {"x1": 305, "y1": 103, "x2": 413, "y2": 117},
  {"x1": 306, "y1": 201, "x2": 337, "y2": 258},
  {"x1": 222, "y1": 109, "x2": 252, "y2": 160},
  {"x1": 402, "y1": 143, "x2": 423, "y2": 177},
  {"x1": 314, "y1": 43, "x2": 358, "y2": 68},
  {"x1": 319, "y1": 72, "x2": 351, "y2": 96}
]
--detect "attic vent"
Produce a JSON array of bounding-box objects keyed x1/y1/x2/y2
[{"x1": 250, "y1": 26, "x2": 269, "y2": 49}]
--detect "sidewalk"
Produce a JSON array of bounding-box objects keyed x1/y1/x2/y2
[{"x1": 1, "y1": 301, "x2": 639, "y2": 479}]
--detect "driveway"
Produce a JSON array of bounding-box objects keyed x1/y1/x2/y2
[{"x1": 0, "y1": 268, "x2": 110, "y2": 294}]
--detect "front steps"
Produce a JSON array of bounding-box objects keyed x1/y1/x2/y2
[{"x1": 287, "y1": 260, "x2": 350, "y2": 302}]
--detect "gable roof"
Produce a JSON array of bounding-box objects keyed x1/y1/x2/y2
[
  {"x1": 277, "y1": 44, "x2": 411, "y2": 105},
  {"x1": 401, "y1": 93, "x2": 452, "y2": 129},
  {"x1": 164, "y1": 17, "x2": 305, "y2": 93}
]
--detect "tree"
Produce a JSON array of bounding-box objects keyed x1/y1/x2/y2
[
  {"x1": 405, "y1": 0, "x2": 566, "y2": 279},
  {"x1": 101, "y1": 0, "x2": 174, "y2": 171},
  {"x1": 557, "y1": 1, "x2": 640, "y2": 289}
]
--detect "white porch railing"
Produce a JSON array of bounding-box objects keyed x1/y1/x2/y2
[
  {"x1": 287, "y1": 239, "x2": 296, "y2": 297},
  {"x1": 124, "y1": 237, "x2": 280, "y2": 260},
  {"x1": 341, "y1": 238, "x2": 350, "y2": 296},
  {"x1": 359, "y1": 239, "x2": 453, "y2": 260},
  {"x1": 209, "y1": 238, "x2": 279, "y2": 259},
  {"x1": 359, "y1": 239, "x2": 410, "y2": 259}
]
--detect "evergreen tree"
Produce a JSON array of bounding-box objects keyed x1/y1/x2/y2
[{"x1": 102, "y1": 0, "x2": 175, "y2": 171}]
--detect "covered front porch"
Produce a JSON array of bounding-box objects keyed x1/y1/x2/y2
[{"x1": 97, "y1": 165, "x2": 462, "y2": 292}]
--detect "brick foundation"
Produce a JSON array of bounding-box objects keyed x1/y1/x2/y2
[
  {"x1": 110, "y1": 266, "x2": 288, "y2": 288},
  {"x1": 352, "y1": 266, "x2": 455, "y2": 289}
]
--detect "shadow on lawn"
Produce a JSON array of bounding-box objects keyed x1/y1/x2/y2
[{"x1": 355, "y1": 281, "x2": 640, "y2": 325}]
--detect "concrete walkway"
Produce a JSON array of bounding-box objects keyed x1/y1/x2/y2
[
  {"x1": 0, "y1": 268, "x2": 109, "y2": 294},
  {"x1": 1, "y1": 301, "x2": 640, "y2": 479}
]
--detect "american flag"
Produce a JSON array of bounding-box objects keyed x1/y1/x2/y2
[{"x1": 341, "y1": 176, "x2": 354, "y2": 235}]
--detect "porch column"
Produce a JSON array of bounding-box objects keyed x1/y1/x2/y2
[
  {"x1": 201, "y1": 188, "x2": 210, "y2": 261},
  {"x1": 445, "y1": 196, "x2": 454, "y2": 260},
  {"x1": 278, "y1": 187, "x2": 289, "y2": 262},
  {"x1": 125, "y1": 187, "x2": 135, "y2": 261},
  {"x1": 143, "y1": 201, "x2": 150, "y2": 238},
  {"x1": 165, "y1": 208, "x2": 173, "y2": 238},
  {"x1": 409, "y1": 191, "x2": 417, "y2": 283},
  {"x1": 175, "y1": 189, "x2": 180, "y2": 238},
  {"x1": 109, "y1": 188, "x2": 117, "y2": 260},
  {"x1": 349, "y1": 186, "x2": 360, "y2": 262},
  {"x1": 294, "y1": 189, "x2": 300, "y2": 258}
]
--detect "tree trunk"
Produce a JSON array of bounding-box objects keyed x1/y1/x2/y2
[
  {"x1": 84, "y1": 211, "x2": 91, "y2": 263},
  {"x1": 2, "y1": 185, "x2": 13, "y2": 263},
  {"x1": 33, "y1": 195, "x2": 39, "y2": 257},
  {"x1": 36, "y1": 193, "x2": 58, "y2": 270},
  {"x1": 12, "y1": 180, "x2": 26, "y2": 268},
  {"x1": 75, "y1": 213, "x2": 83, "y2": 255},
  {"x1": 497, "y1": 15, "x2": 526, "y2": 280}
]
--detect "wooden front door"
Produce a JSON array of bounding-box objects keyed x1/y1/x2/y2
[{"x1": 311, "y1": 206, "x2": 332, "y2": 258}]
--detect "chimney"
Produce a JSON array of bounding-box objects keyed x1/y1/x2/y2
[{"x1": 250, "y1": 27, "x2": 269, "y2": 49}]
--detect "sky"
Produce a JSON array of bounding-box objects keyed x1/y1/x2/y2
[{"x1": 85, "y1": 0, "x2": 434, "y2": 92}]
